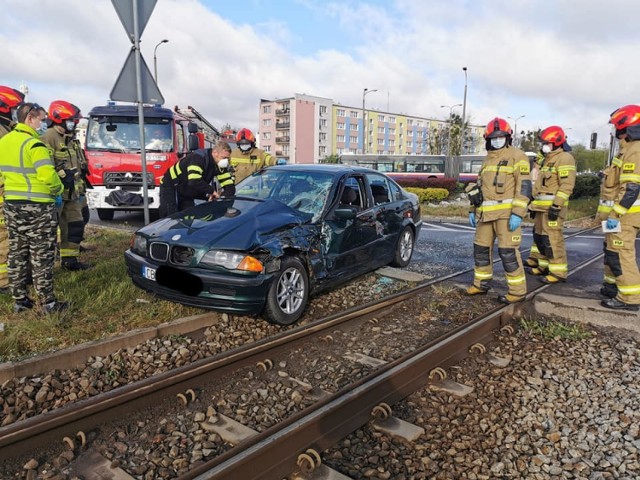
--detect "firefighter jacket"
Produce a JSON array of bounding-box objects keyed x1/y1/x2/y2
[
  {"x1": 473, "y1": 146, "x2": 531, "y2": 222},
  {"x1": 40, "y1": 126, "x2": 87, "y2": 201},
  {"x1": 0, "y1": 123, "x2": 63, "y2": 203},
  {"x1": 596, "y1": 157, "x2": 622, "y2": 221},
  {"x1": 530, "y1": 149, "x2": 576, "y2": 213},
  {"x1": 162, "y1": 148, "x2": 235, "y2": 200},
  {"x1": 609, "y1": 138, "x2": 640, "y2": 220},
  {"x1": 0, "y1": 121, "x2": 11, "y2": 201},
  {"x1": 230, "y1": 146, "x2": 275, "y2": 184}
]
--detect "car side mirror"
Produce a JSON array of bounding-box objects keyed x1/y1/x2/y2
[
  {"x1": 187, "y1": 122, "x2": 198, "y2": 134},
  {"x1": 188, "y1": 134, "x2": 200, "y2": 151},
  {"x1": 334, "y1": 208, "x2": 356, "y2": 220}
]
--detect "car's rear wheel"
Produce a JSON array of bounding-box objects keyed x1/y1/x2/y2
[
  {"x1": 264, "y1": 256, "x2": 309, "y2": 326},
  {"x1": 390, "y1": 226, "x2": 414, "y2": 267},
  {"x1": 97, "y1": 208, "x2": 115, "y2": 221}
]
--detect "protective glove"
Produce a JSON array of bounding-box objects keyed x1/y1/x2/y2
[
  {"x1": 508, "y1": 214, "x2": 522, "y2": 231},
  {"x1": 469, "y1": 212, "x2": 477, "y2": 228},
  {"x1": 606, "y1": 218, "x2": 620, "y2": 231},
  {"x1": 548, "y1": 205, "x2": 561, "y2": 221},
  {"x1": 54, "y1": 195, "x2": 63, "y2": 208},
  {"x1": 529, "y1": 210, "x2": 536, "y2": 220}
]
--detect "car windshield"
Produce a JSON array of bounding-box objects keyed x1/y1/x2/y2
[
  {"x1": 86, "y1": 116, "x2": 173, "y2": 153},
  {"x1": 236, "y1": 169, "x2": 334, "y2": 221}
]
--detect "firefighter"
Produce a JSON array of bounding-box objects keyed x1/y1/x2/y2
[
  {"x1": 0, "y1": 86, "x2": 26, "y2": 295},
  {"x1": 596, "y1": 155, "x2": 621, "y2": 299},
  {"x1": 600, "y1": 104, "x2": 640, "y2": 311},
  {"x1": 525, "y1": 126, "x2": 576, "y2": 283},
  {"x1": 41, "y1": 100, "x2": 91, "y2": 271},
  {"x1": 466, "y1": 117, "x2": 532, "y2": 304},
  {"x1": 159, "y1": 141, "x2": 235, "y2": 217},
  {"x1": 229, "y1": 128, "x2": 276, "y2": 184},
  {"x1": 0, "y1": 102, "x2": 67, "y2": 313}
]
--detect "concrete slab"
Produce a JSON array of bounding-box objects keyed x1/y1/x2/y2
[
  {"x1": 534, "y1": 292, "x2": 640, "y2": 339},
  {"x1": 376, "y1": 267, "x2": 427, "y2": 283},
  {"x1": 69, "y1": 449, "x2": 135, "y2": 479},
  {"x1": 344, "y1": 352, "x2": 388, "y2": 368},
  {"x1": 429, "y1": 379, "x2": 474, "y2": 397},
  {"x1": 292, "y1": 464, "x2": 354, "y2": 480},
  {"x1": 371, "y1": 416, "x2": 425, "y2": 442},
  {"x1": 201, "y1": 413, "x2": 258, "y2": 445}
]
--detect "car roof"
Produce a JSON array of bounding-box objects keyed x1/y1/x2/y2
[{"x1": 273, "y1": 164, "x2": 380, "y2": 175}]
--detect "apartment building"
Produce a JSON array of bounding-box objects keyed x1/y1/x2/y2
[{"x1": 259, "y1": 93, "x2": 484, "y2": 164}]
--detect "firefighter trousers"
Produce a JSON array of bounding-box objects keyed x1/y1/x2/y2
[
  {"x1": 473, "y1": 218, "x2": 526, "y2": 297},
  {"x1": 527, "y1": 211, "x2": 568, "y2": 280},
  {"x1": 59, "y1": 199, "x2": 85, "y2": 263},
  {"x1": 0, "y1": 205, "x2": 8, "y2": 289},
  {"x1": 604, "y1": 218, "x2": 640, "y2": 305}
]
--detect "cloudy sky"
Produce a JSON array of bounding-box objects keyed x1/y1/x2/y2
[{"x1": 2, "y1": 0, "x2": 637, "y2": 148}]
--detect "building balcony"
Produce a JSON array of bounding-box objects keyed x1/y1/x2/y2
[
  {"x1": 276, "y1": 122, "x2": 290, "y2": 129},
  {"x1": 275, "y1": 136, "x2": 290, "y2": 143},
  {"x1": 276, "y1": 107, "x2": 290, "y2": 116}
]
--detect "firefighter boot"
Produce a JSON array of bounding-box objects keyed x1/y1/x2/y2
[
  {"x1": 62, "y1": 257, "x2": 92, "y2": 271},
  {"x1": 466, "y1": 285, "x2": 489, "y2": 295},
  {"x1": 529, "y1": 267, "x2": 547, "y2": 276},
  {"x1": 498, "y1": 294, "x2": 525, "y2": 305},
  {"x1": 524, "y1": 258, "x2": 538, "y2": 268},
  {"x1": 600, "y1": 284, "x2": 617, "y2": 299},
  {"x1": 601, "y1": 298, "x2": 640, "y2": 311},
  {"x1": 539, "y1": 274, "x2": 565, "y2": 285}
]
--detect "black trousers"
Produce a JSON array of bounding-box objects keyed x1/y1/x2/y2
[{"x1": 159, "y1": 184, "x2": 196, "y2": 218}]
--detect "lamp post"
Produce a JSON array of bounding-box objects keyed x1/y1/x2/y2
[
  {"x1": 153, "y1": 39, "x2": 169, "y2": 83},
  {"x1": 461, "y1": 67, "x2": 468, "y2": 153},
  {"x1": 362, "y1": 88, "x2": 378, "y2": 154},
  {"x1": 440, "y1": 104, "x2": 462, "y2": 155},
  {"x1": 507, "y1": 114, "x2": 525, "y2": 147}
]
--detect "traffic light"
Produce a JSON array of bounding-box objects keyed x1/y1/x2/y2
[{"x1": 590, "y1": 132, "x2": 598, "y2": 149}]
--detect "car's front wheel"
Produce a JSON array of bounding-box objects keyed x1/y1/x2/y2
[
  {"x1": 390, "y1": 226, "x2": 414, "y2": 267},
  {"x1": 264, "y1": 256, "x2": 309, "y2": 326}
]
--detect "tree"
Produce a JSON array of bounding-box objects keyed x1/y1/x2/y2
[
  {"x1": 321, "y1": 153, "x2": 340, "y2": 164},
  {"x1": 519, "y1": 129, "x2": 542, "y2": 153},
  {"x1": 571, "y1": 144, "x2": 607, "y2": 173}
]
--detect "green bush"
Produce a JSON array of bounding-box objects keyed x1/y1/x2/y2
[
  {"x1": 396, "y1": 177, "x2": 457, "y2": 193},
  {"x1": 571, "y1": 174, "x2": 601, "y2": 199},
  {"x1": 405, "y1": 187, "x2": 450, "y2": 203}
]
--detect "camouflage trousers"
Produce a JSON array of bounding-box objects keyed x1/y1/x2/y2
[{"x1": 4, "y1": 202, "x2": 58, "y2": 303}]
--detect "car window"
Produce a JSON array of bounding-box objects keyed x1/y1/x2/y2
[
  {"x1": 389, "y1": 181, "x2": 403, "y2": 201},
  {"x1": 366, "y1": 173, "x2": 391, "y2": 205},
  {"x1": 341, "y1": 176, "x2": 365, "y2": 210}
]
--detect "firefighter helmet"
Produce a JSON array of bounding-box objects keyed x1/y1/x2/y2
[
  {"x1": 609, "y1": 105, "x2": 640, "y2": 131},
  {"x1": 483, "y1": 117, "x2": 512, "y2": 139},
  {"x1": 236, "y1": 128, "x2": 256, "y2": 144},
  {"x1": 0, "y1": 86, "x2": 25, "y2": 114},
  {"x1": 539, "y1": 126, "x2": 566, "y2": 147},
  {"x1": 48, "y1": 100, "x2": 81, "y2": 124}
]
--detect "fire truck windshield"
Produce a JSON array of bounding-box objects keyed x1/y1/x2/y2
[{"x1": 86, "y1": 116, "x2": 173, "y2": 153}]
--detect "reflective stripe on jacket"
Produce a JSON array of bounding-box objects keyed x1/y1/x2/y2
[
  {"x1": 0, "y1": 123, "x2": 63, "y2": 202},
  {"x1": 530, "y1": 149, "x2": 576, "y2": 212}
]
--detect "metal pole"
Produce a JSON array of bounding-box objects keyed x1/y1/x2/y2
[
  {"x1": 153, "y1": 39, "x2": 168, "y2": 83},
  {"x1": 133, "y1": 0, "x2": 150, "y2": 225},
  {"x1": 507, "y1": 114, "x2": 525, "y2": 147},
  {"x1": 461, "y1": 67, "x2": 468, "y2": 154},
  {"x1": 362, "y1": 88, "x2": 378, "y2": 154}
]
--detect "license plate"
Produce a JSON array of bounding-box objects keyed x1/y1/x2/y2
[{"x1": 142, "y1": 266, "x2": 156, "y2": 281}]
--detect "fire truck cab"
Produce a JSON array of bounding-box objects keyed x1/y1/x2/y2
[{"x1": 84, "y1": 104, "x2": 218, "y2": 220}]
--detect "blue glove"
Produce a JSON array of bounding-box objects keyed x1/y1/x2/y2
[
  {"x1": 469, "y1": 212, "x2": 477, "y2": 227},
  {"x1": 508, "y1": 214, "x2": 522, "y2": 231},
  {"x1": 606, "y1": 218, "x2": 620, "y2": 231},
  {"x1": 54, "y1": 195, "x2": 63, "y2": 208}
]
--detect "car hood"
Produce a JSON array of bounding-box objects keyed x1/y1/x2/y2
[{"x1": 138, "y1": 197, "x2": 309, "y2": 251}]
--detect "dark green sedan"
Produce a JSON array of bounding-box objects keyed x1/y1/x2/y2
[{"x1": 125, "y1": 164, "x2": 422, "y2": 325}]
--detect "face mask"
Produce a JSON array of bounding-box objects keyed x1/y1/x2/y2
[
  {"x1": 65, "y1": 120, "x2": 76, "y2": 131},
  {"x1": 490, "y1": 137, "x2": 506, "y2": 149},
  {"x1": 36, "y1": 121, "x2": 47, "y2": 135},
  {"x1": 541, "y1": 144, "x2": 552, "y2": 154},
  {"x1": 218, "y1": 158, "x2": 229, "y2": 169},
  {"x1": 239, "y1": 143, "x2": 252, "y2": 152}
]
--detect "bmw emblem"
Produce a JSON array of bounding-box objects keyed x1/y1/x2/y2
[{"x1": 172, "y1": 234, "x2": 181, "y2": 241}]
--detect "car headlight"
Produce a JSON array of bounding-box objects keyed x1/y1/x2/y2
[
  {"x1": 131, "y1": 234, "x2": 148, "y2": 256},
  {"x1": 199, "y1": 250, "x2": 263, "y2": 272}
]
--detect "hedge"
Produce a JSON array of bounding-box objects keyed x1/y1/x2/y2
[
  {"x1": 405, "y1": 187, "x2": 450, "y2": 203},
  {"x1": 395, "y1": 177, "x2": 457, "y2": 193},
  {"x1": 570, "y1": 174, "x2": 601, "y2": 199}
]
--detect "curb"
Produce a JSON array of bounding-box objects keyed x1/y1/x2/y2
[{"x1": 0, "y1": 312, "x2": 220, "y2": 383}]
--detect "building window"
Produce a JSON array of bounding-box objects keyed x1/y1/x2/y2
[
  {"x1": 378, "y1": 114, "x2": 385, "y2": 122},
  {"x1": 263, "y1": 105, "x2": 271, "y2": 114},
  {"x1": 349, "y1": 147, "x2": 357, "y2": 154},
  {"x1": 388, "y1": 128, "x2": 395, "y2": 135},
  {"x1": 320, "y1": 105, "x2": 327, "y2": 115},
  {"x1": 389, "y1": 140, "x2": 395, "y2": 147},
  {"x1": 350, "y1": 124, "x2": 359, "y2": 131},
  {"x1": 407, "y1": 141, "x2": 413, "y2": 148},
  {"x1": 377, "y1": 127, "x2": 385, "y2": 134},
  {"x1": 264, "y1": 145, "x2": 271, "y2": 153},
  {"x1": 262, "y1": 118, "x2": 271, "y2": 127},
  {"x1": 319, "y1": 132, "x2": 327, "y2": 141},
  {"x1": 337, "y1": 134, "x2": 345, "y2": 142},
  {"x1": 377, "y1": 138, "x2": 384, "y2": 145},
  {"x1": 350, "y1": 111, "x2": 359, "y2": 118},
  {"x1": 320, "y1": 118, "x2": 328, "y2": 128},
  {"x1": 417, "y1": 121, "x2": 423, "y2": 127},
  {"x1": 319, "y1": 146, "x2": 327, "y2": 155},
  {"x1": 389, "y1": 116, "x2": 396, "y2": 123},
  {"x1": 263, "y1": 132, "x2": 271, "y2": 140},
  {"x1": 377, "y1": 149, "x2": 384, "y2": 154},
  {"x1": 336, "y1": 108, "x2": 345, "y2": 117},
  {"x1": 337, "y1": 122, "x2": 345, "y2": 130},
  {"x1": 349, "y1": 135, "x2": 358, "y2": 143},
  {"x1": 337, "y1": 147, "x2": 344, "y2": 154},
  {"x1": 407, "y1": 119, "x2": 413, "y2": 126}
]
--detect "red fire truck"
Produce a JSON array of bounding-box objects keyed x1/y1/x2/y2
[{"x1": 84, "y1": 104, "x2": 219, "y2": 220}]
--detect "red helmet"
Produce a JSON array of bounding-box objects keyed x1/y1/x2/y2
[
  {"x1": 236, "y1": 128, "x2": 256, "y2": 144},
  {"x1": 0, "y1": 86, "x2": 25, "y2": 114},
  {"x1": 48, "y1": 100, "x2": 81, "y2": 124},
  {"x1": 539, "y1": 126, "x2": 566, "y2": 147},
  {"x1": 609, "y1": 105, "x2": 640, "y2": 131},
  {"x1": 483, "y1": 117, "x2": 512, "y2": 139}
]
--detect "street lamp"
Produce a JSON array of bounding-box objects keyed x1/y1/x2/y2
[
  {"x1": 362, "y1": 88, "x2": 378, "y2": 154},
  {"x1": 461, "y1": 67, "x2": 468, "y2": 153},
  {"x1": 153, "y1": 39, "x2": 169, "y2": 83},
  {"x1": 440, "y1": 104, "x2": 462, "y2": 155},
  {"x1": 507, "y1": 114, "x2": 525, "y2": 147}
]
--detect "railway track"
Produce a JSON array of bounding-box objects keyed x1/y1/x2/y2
[{"x1": 0, "y1": 226, "x2": 604, "y2": 478}]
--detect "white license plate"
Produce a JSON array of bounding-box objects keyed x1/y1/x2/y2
[{"x1": 142, "y1": 266, "x2": 156, "y2": 281}]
